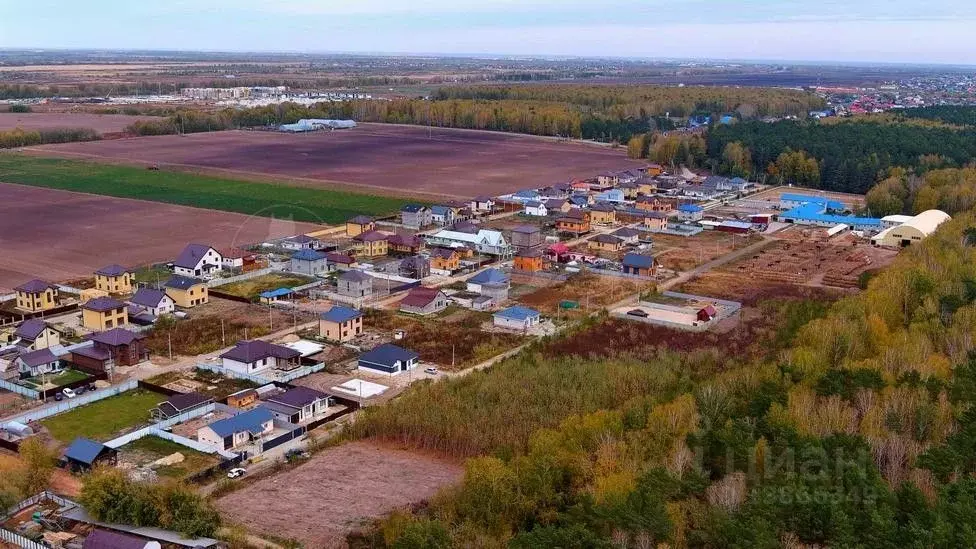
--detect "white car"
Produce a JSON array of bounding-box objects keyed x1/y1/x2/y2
[
  {"x1": 62, "y1": 388, "x2": 77, "y2": 399},
  {"x1": 424, "y1": 367, "x2": 439, "y2": 375},
  {"x1": 226, "y1": 468, "x2": 247, "y2": 479}
]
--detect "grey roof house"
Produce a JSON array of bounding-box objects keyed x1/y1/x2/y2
[
  {"x1": 401, "y1": 204, "x2": 433, "y2": 229},
  {"x1": 172, "y1": 244, "x2": 222, "y2": 277},
  {"x1": 290, "y1": 249, "x2": 329, "y2": 276},
  {"x1": 337, "y1": 270, "x2": 374, "y2": 298},
  {"x1": 358, "y1": 343, "x2": 420, "y2": 376}
]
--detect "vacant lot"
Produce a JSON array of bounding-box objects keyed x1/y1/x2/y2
[
  {"x1": 216, "y1": 441, "x2": 463, "y2": 548},
  {"x1": 40, "y1": 390, "x2": 164, "y2": 443},
  {"x1": 0, "y1": 181, "x2": 320, "y2": 293},
  {"x1": 520, "y1": 271, "x2": 653, "y2": 316},
  {"x1": 0, "y1": 112, "x2": 161, "y2": 134},
  {"x1": 217, "y1": 273, "x2": 317, "y2": 300},
  {"x1": 27, "y1": 124, "x2": 643, "y2": 199},
  {"x1": 119, "y1": 435, "x2": 220, "y2": 481},
  {"x1": 654, "y1": 231, "x2": 762, "y2": 271}
]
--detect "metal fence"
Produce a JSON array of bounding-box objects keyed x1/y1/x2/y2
[
  {"x1": 196, "y1": 362, "x2": 325, "y2": 384},
  {"x1": 0, "y1": 379, "x2": 39, "y2": 400},
  {"x1": 4, "y1": 379, "x2": 138, "y2": 425},
  {"x1": 0, "y1": 527, "x2": 46, "y2": 549},
  {"x1": 104, "y1": 403, "x2": 217, "y2": 448},
  {"x1": 206, "y1": 267, "x2": 276, "y2": 287}
]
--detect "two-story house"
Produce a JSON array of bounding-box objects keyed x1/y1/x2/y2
[
  {"x1": 353, "y1": 231, "x2": 389, "y2": 257},
  {"x1": 163, "y1": 275, "x2": 209, "y2": 308},
  {"x1": 173, "y1": 244, "x2": 222, "y2": 277},
  {"x1": 319, "y1": 306, "x2": 363, "y2": 343},
  {"x1": 14, "y1": 280, "x2": 60, "y2": 313},
  {"x1": 94, "y1": 265, "x2": 133, "y2": 294},
  {"x1": 81, "y1": 297, "x2": 128, "y2": 331}
]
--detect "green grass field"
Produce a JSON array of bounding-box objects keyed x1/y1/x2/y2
[
  {"x1": 0, "y1": 154, "x2": 417, "y2": 224},
  {"x1": 21, "y1": 369, "x2": 89, "y2": 389},
  {"x1": 41, "y1": 389, "x2": 165, "y2": 443},
  {"x1": 217, "y1": 272, "x2": 317, "y2": 299},
  {"x1": 122, "y1": 435, "x2": 220, "y2": 480}
]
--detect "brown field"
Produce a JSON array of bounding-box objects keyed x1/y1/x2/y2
[
  {"x1": 654, "y1": 231, "x2": 763, "y2": 271},
  {"x1": 216, "y1": 441, "x2": 463, "y2": 548},
  {"x1": 0, "y1": 183, "x2": 320, "y2": 292},
  {"x1": 519, "y1": 271, "x2": 653, "y2": 315},
  {"x1": 27, "y1": 123, "x2": 644, "y2": 198},
  {"x1": 0, "y1": 112, "x2": 161, "y2": 134}
]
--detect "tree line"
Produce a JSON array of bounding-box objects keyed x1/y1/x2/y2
[{"x1": 0, "y1": 127, "x2": 99, "y2": 149}]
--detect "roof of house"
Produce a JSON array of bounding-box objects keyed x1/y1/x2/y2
[
  {"x1": 91, "y1": 328, "x2": 145, "y2": 347},
  {"x1": 129, "y1": 288, "x2": 169, "y2": 308},
  {"x1": 678, "y1": 204, "x2": 704, "y2": 212},
  {"x1": 388, "y1": 234, "x2": 423, "y2": 247},
  {"x1": 72, "y1": 345, "x2": 111, "y2": 361},
  {"x1": 613, "y1": 227, "x2": 641, "y2": 238},
  {"x1": 219, "y1": 247, "x2": 254, "y2": 259},
  {"x1": 82, "y1": 528, "x2": 152, "y2": 549},
  {"x1": 339, "y1": 270, "x2": 373, "y2": 283},
  {"x1": 14, "y1": 279, "x2": 55, "y2": 293},
  {"x1": 160, "y1": 392, "x2": 211, "y2": 413},
  {"x1": 359, "y1": 343, "x2": 419, "y2": 366},
  {"x1": 622, "y1": 253, "x2": 655, "y2": 269},
  {"x1": 548, "y1": 242, "x2": 571, "y2": 255},
  {"x1": 206, "y1": 407, "x2": 275, "y2": 438},
  {"x1": 17, "y1": 348, "x2": 58, "y2": 368},
  {"x1": 547, "y1": 199, "x2": 567, "y2": 209},
  {"x1": 291, "y1": 249, "x2": 327, "y2": 261},
  {"x1": 430, "y1": 228, "x2": 507, "y2": 247},
  {"x1": 354, "y1": 230, "x2": 389, "y2": 243},
  {"x1": 495, "y1": 305, "x2": 541, "y2": 321},
  {"x1": 321, "y1": 306, "x2": 362, "y2": 323},
  {"x1": 326, "y1": 252, "x2": 355, "y2": 265},
  {"x1": 591, "y1": 234, "x2": 623, "y2": 245},
  {"x1": 511, "y1": 225, "x2": 541, "y2": 235},
  {"x1": 401, "y1": 204, "x2": 428, "y2": 213},
  {"x1": 699, "y1": 304, "x2": 717, "y2": 316},
  {"x1": 430, "y1": 247, "x2": 458, "y2": 259},
  {"x1": 220, "y1": 340, "x2": 300, "y2": 363},
  {"x1": 468, "y1": 268, "x2": 509, "y2": 285},
  {"x1": 591, "y1": 202, "x2": 616, "y2": 212},
  {"x1": 259, "y1": 288, "x2": 293, "y2": 300},
  {"x1": 474, "y1": 195, "x2": 494, "y2": 202},
  {"x1": 431, "y1": 205, "x2": 452, "y2": 216},
  {"x1": 514, "y1": 189, "x2": 540, "y2": 198},
  {"x1": 163, "y1": 275, "x2": 205, "y2": 291},
  {"x1": 401, "y1": 286, "x2": 444, "y2": 308},
  {"x1": 174, "y1": 244, "x2": 217, "y2": 269},
  {"x1": 14, "y1": 319, "x2": 50, "y2": 341},
  {"x1": 348, "y1": 215, "x2": 375, "y2": 225},
  {"x1": 287, "y1": 234, "x2": 318, "y2": 244},
  {"x1": 63, "y1": 437, "x2": 112, "y2": 465},
  {"x1": 264, "y1": 386, "x2": 329, "y2": 409},
  {"x1": 95, "y1": 264, "x2": 130, "y2": 276},
  {"x1": 524, "y1": 200, "x2": 544, "y2": 208},
  {"x1": 517, "y1": 248, "x2": 544, "y2": 258},
  {"x1": 82, "y1": 296, "x2": 125, "y2": 313},
  {"x1": 450, "y1": 220, "x2": 480, "y2": 233}
]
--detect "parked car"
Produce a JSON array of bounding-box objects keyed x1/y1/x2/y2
[
  {"x1": 53, "y1": 393, "x2": 63, "y2": 402},
  {"x1": 62, "y1": 388, "x2": 77, "y2": 399},
  {"x1": 226, "y1": 468, "x2": 246, "y2": 479},
  {"x1": 424, "y1": 367, "x2": 439, "y2": 375},
  {"x1": 285, "y1": 449, "x2": 310, "y2": 461},
  {"x1": 75, "y1": 386, "x2": 86, "y2": 395}
]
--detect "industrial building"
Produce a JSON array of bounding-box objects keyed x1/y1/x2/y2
[
  {"x1": 777, "y1": 195, "x2": 882, "y2": 232},
  {"x1": 871, "y1": 210, "x2": 951, "y2": 247}
]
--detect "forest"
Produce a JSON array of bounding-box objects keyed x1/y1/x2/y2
[
  {"x1": 705, "y1": 120, "x2": 976, "y2": 194},
  {"x1": 345, "y1": 211, "x2": 976, "y2": 548}
]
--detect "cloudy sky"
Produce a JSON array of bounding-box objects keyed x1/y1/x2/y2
[{"x1": 3, "y1": 0, "x2": 976, "y2": 64}]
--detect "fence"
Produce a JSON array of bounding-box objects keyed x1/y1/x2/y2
[
  {"x1": 261, "y1": 424, "x2": 306, "y2": 453},
  {"x1": 196, "y1": 361, "x2": 325, "y2": 385},
  {"x1": 0, "y1": 526, "x2": 46, "y2": 549},
  {"x1": 104, "y1": 403, "x2": 217, "y2": 448},
  {"x1": 206, "y1": 267, "x2": 277, "y2": 288},
  {"x1": 208, "y1": 290, "x2": 253, "y2": 303},
  {"x1": 0, "y1": 379, "x2": 39, "y2": 400},
  {"x1": 4, "y1": 379, "x2": 137, "y2": 425},
  {"x1": 38, "y1": 371, "x2": 107, "y2": 401}
]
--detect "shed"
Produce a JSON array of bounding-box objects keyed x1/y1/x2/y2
[
  {"x1": 83, "y1": 529, "x2": 161, "y2": 549},
  {"x1": 697, "y1": 305, "x2": 718, "y2": 322},
  {"x1": 63, "y1": 437, "x2": 118, "y2": 472}
]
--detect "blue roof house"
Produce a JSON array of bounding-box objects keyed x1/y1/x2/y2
[
  {"x1": 493, "y1": 306, "x2": 542, "y2": 330},
  {"x1": 596, "y1": 189, "x2": 626, "y2": 203},
  {"x1": 197, "y1": 407, "x2": 275, "y2": 451},
  {"x1": 467, "y1": 268, "x2": 510, "y2": 293},
  {"x1": 677, "y1": 203, "x2": 704, "y2": 221},
  {"x1": 290, "y1": 249, "x2": 328, "y2": 276},
  {"x1": 63, "y1": 437, "x2": 118, "y2": 472},
  {"x1": 358, "y1": 343, "x2": 420, "y2": 376}
]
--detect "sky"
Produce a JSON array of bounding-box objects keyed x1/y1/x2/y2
[{"x1": 3, "y1": 0, "x2": 976, "y2": 65}]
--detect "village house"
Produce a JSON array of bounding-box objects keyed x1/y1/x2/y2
[
  {"x1": 546, "y1": 199, "x2": 572, "y2": 214},
  {"x1": 399, "y1": 256, "x2": 431, "y2": 279},
  {"x1": 128, "y1": 288, "x2": 175, "y2": 317},
  {"x1": 597, "y1": 171, "x2": 619, "y2": 187},
  {"x1": 198, "y1": 407, "x2": 275, "y2": 451},
  {"x1": 569, "y1": 194, "x2": 592, "y2": 208},
  {"x1": 493, "y1": 306, "x2": 542, "y2": 330},
  {"x1": 637, "y1": 177, "x2": 658, "y2": 196},
  {"x1": 400, "y1": 286, "x2": 449, "y2": 316},
  {"x1": 589, "y1": 234, "x2": 624, "y2": 252},
  {"x1": 388, "y1": 234, "x2": 425, "y2": 254},
  {"x1": 622, "y1": 253, "x2": 656, "y2": 276},
  {"x1": 15, "y1": 348, "x2": 61, "y2": 378},
  {"x1": 618, "y1": 180, "x2": 640, "y2": 199},
  {"x1": 94, "y1": 265, "x2": 133, "y2": 294},
  {"x1": 510, "y1": 225, "x2": 543, "y2": 252},
  {"x1": 337, "y1": 270, "x2": 374, "y2": 299},
  {"x1": 612, "y1": 227, "x2": 641, "y2": 246},
  {"x1": 172, "y1": 244, "x2": 222, "y2": 277},
  {"x1": 426, "y1": 228, "x2": 512, "y2": 256},
  {"x1": 358, "y1": 343, "x2": 419, "y2": 376},
  {"x1": 353, "y1": 230, "x2": 389, "y2": 257},
  {"x1": 281, "y1": 234, "x2": 323, "y2": 251},
  {"x1": 430, "y1": 205, "x2": 455, "y2": 226},
  {"x1": 72, "y1": 328, "x2": 149, "y2": 373},
  {"x1": 220, "y1": 340, "x2": 302, "y2": 376},
  {"x1": 523, "y1": 201, "x2": 548, "y2": 217},
  {"x1": 470, "y1": 196, "x2": 496, "y2": 214},
  {"x1": 163, "y1": 275, "x2": 209, "y2": 308},
  {"x1": 571, "y1": 180, "x2": 591, "y2": 193},
  {"x1": 636, "y1": 196, "x2": 674, "y2": 212},
  {"x1": 326, "y1": 252, "x2": 357, "y2": 271},
  {"x1": 555, "y1": 210, "x2": 591, "y2": 235},
  {"x1": 429, "y1": 248, "x2": 461, "y2": 272},
  {"x1": 14, "y1": 280, "x2": 60, "y2": 313},
  {"x1": 346, "y1": 215, "x2": 376, "y2": 237},
  {"x1": 400, "y1": 204, "x2": 433, "y2": 229},
  {"x1": 595, "y1": 188, "x2": 626, "y2": 203},
  {"x1": 12, "y1": 319, "x2": 61, "y2": 351},
  {"x1": 545, "y1": 242, "x2": 571, "y2": 263},
  {"x1": 646, "y1": 163, "x2": 665, "y2": 176},
  {"x1": 227, "y1": 388, "x2": 259, "y2": 409},
  {"x1": 152, "y1": 392, "x2": 212, "y2": 421},
  {"x1": 319, "y1": 306, "x2": 363, "y2": 343},
  {"x1": 643, "y1": 212, "x2": 669, "y2": 231},
  {"x1": 467, "y1": 268, "x2": 510, "y2": 293},
  {"x1": 677, "y1": 204, "x2": 704, "y2": 222},
  {"x1": 589, "y1": 203, "x2": 618, "y2": 225},
  {"x1": 220, "y1": 248, "x2": 261, "y2": 272},
  {"x1": 514, "y1": 249, "x2": 545, "y2": 272},
  {"x1": 262, "y1": 386, "x2": 332, "y2": 424},
  {"x1": 290, "y1": 249, "x2": 329, "y2": 276},
  {"x1": 81, "y1": 297, "x2": 128, "y2": 331},
  {"x1": 511, "y1": 189, "x2": 541, "y2": 202}
]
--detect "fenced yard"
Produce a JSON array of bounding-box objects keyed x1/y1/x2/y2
[{"x1": 40, "y1": 389, "x2": 165, "y2": 443}]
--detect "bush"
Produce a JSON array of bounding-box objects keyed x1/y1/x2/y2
[{"x1": 7, "y1": 104, "x2": 31, "y2": 113}]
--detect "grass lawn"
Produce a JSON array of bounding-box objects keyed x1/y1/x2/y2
[
  {"x1": 0, "y1": 154, "x2": 415, "y2": 224},
  {"x1": 41, "y1": 389, "x2": 165, "y2": 443},
  {"x1": 133, "y1": 264, "x2": 173, "y2": 285},
  {"x1": 122, "y1": 435, "x2": 220, "y2": 480},
  {"x1": 21, "y1": 369, "x2": 89, "y2": 389},
  {"x1": 217, "y1": 272, "x2": 317, "y2": 299}
]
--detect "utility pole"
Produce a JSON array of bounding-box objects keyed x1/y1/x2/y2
[
  {"x1": 221, "y1": 318, "x2": 225, "y2": 346},
  {"x1": 168, "y1": 333, "x2": 172, "y2": 360}
]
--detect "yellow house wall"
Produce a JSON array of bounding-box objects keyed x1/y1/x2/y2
[
  {"x1": 82, "y1": 307, "x2": 128, "y2": 331},
  {"x1": 165, "y1": 285, "x2": 209, "y2": 308},
  {"x1": 95, "y1": 273, "x2": 133, "y2": 294},
  {"x1": 16, "y1": 290, "x2": 57, "y2": 312}
]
